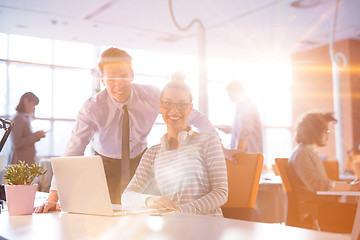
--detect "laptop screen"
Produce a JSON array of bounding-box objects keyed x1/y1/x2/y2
[{"x1": 51, "y1": 155, "x2": 115, "y2": 216}]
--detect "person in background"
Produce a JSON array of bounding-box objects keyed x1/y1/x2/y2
[
  {"x1": 8, "y1": 92, "x2": 46, "y2": 165},
  {"x1": 34, "y1": 47, "x2": 217, "y2": 213},
  {"x1": 288, "y1": 111, "x2": 360, "y2": 233},
  {"x1": 217, "y1": 80, "x2": 263, "y2": 153},
  {"x1": 121, "y1": 79, "x2": 228, "y2": 216}
]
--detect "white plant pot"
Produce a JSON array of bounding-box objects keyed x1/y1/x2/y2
[{"x1": 5, "y1": 184, "x2": 37, "y2": 216}]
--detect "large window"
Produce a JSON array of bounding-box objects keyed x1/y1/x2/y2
[
  {"x1": 52, "y1": 68, "x2": 93, "y2": 118},
  {"x1": 0, "y1": 62, "x2": 7, "y2": 114},
  {"x1": 0, "y1": 33, "x2": 294, "y2": 167},
  {"x1": 0, "y1": 34, "x2": 94, "y2": 158},
  {"x1": 53, "y1": 40, "x2": 94, "y2": 68},
  {"x1": 8, "y1": 63, "x2": 52, "y2": 117},
  {"x1": 9, "y1": 35, "x2": 52, "y2": 64},
  {"x1": 0, "y1": 33, "x2": 7, "y2": 59}
]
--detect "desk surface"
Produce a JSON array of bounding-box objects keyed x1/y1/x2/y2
[
  {"x1": 317, "y1": 191, "x2": 360, "y2": 196},
  {"x1": 256, "y1": 175, "x2": 284, "y2": 223},
  {"x1": 317, "y1": 191, "x2": 360, "y2": 240},
  {"x1": 260, "y1": 175, "x2": 283, "y2": 185},
  {"x1": 0, "y1": 210, "x2": 350, "y2": 240}
]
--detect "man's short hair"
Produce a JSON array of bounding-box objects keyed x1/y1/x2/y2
[
  {"x1": 98, "y1": 48, "x2": 132, "y2": 75},
  {"x1": 226, "y1": 80, "x2": 244, "y2": 92},
  {"x1": 295, "y1": 111, "x2": 337, "y2": 145}
]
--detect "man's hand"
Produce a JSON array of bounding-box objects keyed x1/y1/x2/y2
[
  {"x1": 34, "y1": 190, "x2": 60, "y2": 213},
  {"x1": 145, "y1": 196, "x2": 180, "y2": 211},
  {"x1": 34, "y1": 201, "x2": 61, "y2": 213},
  {"x1": 221, "y1": 145, "x2": 243, "y2": 164}
]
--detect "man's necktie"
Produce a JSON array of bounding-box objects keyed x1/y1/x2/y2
[{"x1": 121, "y1": 105, "x2": 130, "y2": 193}]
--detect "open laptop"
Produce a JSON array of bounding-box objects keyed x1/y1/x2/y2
[{"x1": 51, "y1": 155, "x2": 174, "y2": 216}]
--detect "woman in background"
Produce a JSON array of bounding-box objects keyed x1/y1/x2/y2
[
  {"x1": 8, "y1": 92, "x2": 46, "y2": 165},
  {"x1": 288, "y1": 111, "x2": 360, "y2": 233},
  {"x1": 121, "y1": 79, "x2": 228, "y2": 216}
]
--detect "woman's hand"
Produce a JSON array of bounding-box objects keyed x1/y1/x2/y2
[
  {"x1": 145, "y1": 196, "x2": 180, "y2": 211},
  {"x1": 34, "y1": 130, "x2": 46, "y2": 141},
  {"x1": 34, "y1": 201, "x2": 61, "y2": 213}
]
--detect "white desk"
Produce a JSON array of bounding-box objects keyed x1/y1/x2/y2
[
  {"x1": 317, "y1": 191, "x2": 360, "y2": 240},
  {"x1": 256, "y1": 176, "x2": 285, "y2": 223},
  {"x1": 0, "y1": 210, "x2": 350, "y2": 240}
]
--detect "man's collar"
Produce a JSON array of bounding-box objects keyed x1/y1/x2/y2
[
  {"x1": 107, "y1": 86, "x2": 134, "y2": 109},
  {"x1": 235, "y1": 96, "x2": 249, "y2": 106}
]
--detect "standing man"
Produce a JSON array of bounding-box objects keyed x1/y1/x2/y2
[
  {"x1": 35, "y1": 47, "x2": 217, "y2": 212},
  {"x1": 218, "y1": 80, "x2": 263, "y2": 153}
]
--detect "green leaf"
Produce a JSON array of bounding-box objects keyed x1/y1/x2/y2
[{"x1": 4, "y1": 160, "x2": 47, "y2": 185}]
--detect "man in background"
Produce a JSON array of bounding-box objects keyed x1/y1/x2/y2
[{"x1": 218, "y1": 80, "x2": 263, "y2": 153}]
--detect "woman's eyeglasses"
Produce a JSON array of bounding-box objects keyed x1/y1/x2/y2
[{"x1": 161, "y1": 101, "x2": 191, "y2": 111}]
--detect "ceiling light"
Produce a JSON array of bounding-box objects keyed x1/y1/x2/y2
[
  {"x1": 156, "y1": 34, "x2": 182, "y2": 42},
  {"x1": 291, "y1": 0, "x2": 322, "y2": 8},
  {"x1": 297, "y1": 40, "x2": 318, "y2": 45},
  {"x1": 15, "y1": 25, "x2": 28, "y2": 29}
]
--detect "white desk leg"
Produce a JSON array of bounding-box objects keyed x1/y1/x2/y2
[{"x1": 351, "y1": 198, "x2": 360, "y2": 240}]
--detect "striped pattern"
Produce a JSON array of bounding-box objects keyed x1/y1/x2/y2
[{"x1": 121, "y1": 132, "x2": 228, "y2": 216}]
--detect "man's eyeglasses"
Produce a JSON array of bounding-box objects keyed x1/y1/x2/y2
[
  {"x1": 161, "y1": 101, "x2": 191, "y2": 111},
  {"x1": 101, "y1": 77, "x2": 133, "y2": 84}
]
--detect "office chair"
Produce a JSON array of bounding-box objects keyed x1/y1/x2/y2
[
  {"x1": 322, "y1": 161, "x2": 339, "y2": 181},
  {"x1": 222, "y1": 153, "x2": 263, "y2": 221},
  {"x1": 353, "y1": 159, "x2": 360, "y2": 178},
  {"x1": 275, "y1": 158, "x2": 318, "y2": 230}
]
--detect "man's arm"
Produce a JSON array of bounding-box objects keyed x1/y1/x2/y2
[
  {"x1": 187, "y1": 109, "x2": 246, "y2": 162},
  {"x1": 221, "y1": 143, "x2": 243, "y2": 163},
  {"x1": 187, "y1": 109, "x2": 217, "y2": 135},
  {"x1": 236, "y1": 139, "x2": 248, "y2": 152},
  {"x1": 33, "y1": 190, "x2": 60, "y2": 213},
  {"x1": 63, "y1": 112, "x2": 96, "y2": 156},
  {"x1": 216, "y1": 125, "x2": 232, "y2": 134}
]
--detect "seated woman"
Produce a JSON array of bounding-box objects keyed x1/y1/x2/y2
[
  {"x1": 121, "y1": 79, "x2": 228, "y2": 216},
  {"x1": 288, "y1": 111, "x2": 360, "y2": 233}
]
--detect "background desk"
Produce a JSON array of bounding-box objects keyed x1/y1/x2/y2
[
  {"x1": 255, "y1": 176, "x2": 285, "y2": 223},
  {"x1": 36, "y1": 158, "x2": 53, "y2": 192},
  {"x1": 0, "y1": 210, "x2": 350, "y2": 240},
  {"x1": 317, "y1": 191, "x2": 360, "y2": 240}
]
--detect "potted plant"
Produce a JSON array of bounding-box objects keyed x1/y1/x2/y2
[{"x1": 4, "y1": 161, "x2": 47, "y2": 216}]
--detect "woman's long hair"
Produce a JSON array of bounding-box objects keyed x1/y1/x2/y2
[{"x1": 16, "y1": 92, "x2": 39, "y2": 113}]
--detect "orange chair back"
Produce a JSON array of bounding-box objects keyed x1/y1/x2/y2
[
  {"x1": 353, "y1": 160, "x2": 360, "y2": 178},
  {"x1": 275, "y1": 158, "x2": 292, "y2": 193},
  {"x1": 347, "y1": 154, "x2": 360, "y2": 172},
  {"x1": 223, "y1": 153, "x2": 263, "y2": 208},
  {"x1": 322, "y1": 161, "x2": 339, "y2": 181}
]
